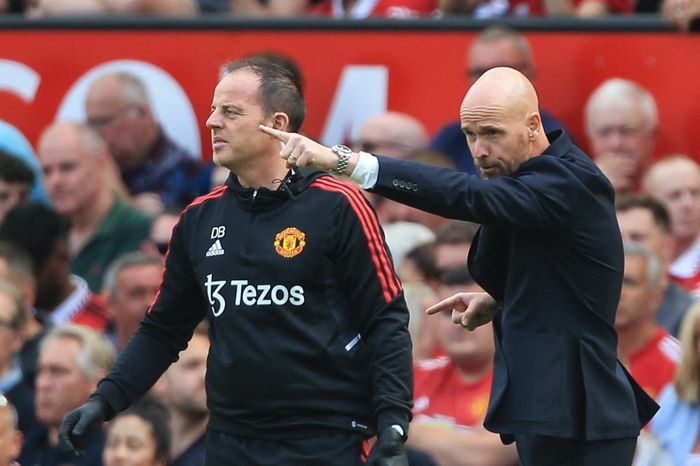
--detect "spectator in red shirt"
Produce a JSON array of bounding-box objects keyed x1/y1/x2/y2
[
  {"x1": 408, "y1": 265, "x2": 518, "y2": 466},
  {"x1": 617, "y1": 242, "x2": 680, "y2": 400},
  {"x1": 0, "y1": 203, "x2": 110, "y2": 331}
]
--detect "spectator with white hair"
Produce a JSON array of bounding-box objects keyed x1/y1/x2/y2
[
  {"x1": 103, "y1": 251, "x2": 163, "y2": 351},
  {"x1": 616, "y1": 242, "x2": 680, "y2": 401},
  {"x1": 19, "y1": 324, "x2": 116, "y2": 466},
  {"x1": 85, "y1": 72, "x2": 202, "y2": 212},
  {"x1": 585, "y1": 78, "x2": 658, "y2": 194}
]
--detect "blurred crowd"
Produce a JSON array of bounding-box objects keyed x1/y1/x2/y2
[
  {"x1": 0, "y1": 22, "x2": 699, "y2": 466},
  {"x1": 0, "y1": 0, "x2": 699, "y2": 31}
]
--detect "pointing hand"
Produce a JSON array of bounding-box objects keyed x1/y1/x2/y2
[
  {"x1": 259, "y1": 125, "x2": 340, "y2": 171},
  {"x1": 426, "y1": 292, "x2": 497, "y2": 331}
]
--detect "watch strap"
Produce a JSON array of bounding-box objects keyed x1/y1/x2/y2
[{"x1": 330, "y1": 144, "x2": 352, "y2": 176}]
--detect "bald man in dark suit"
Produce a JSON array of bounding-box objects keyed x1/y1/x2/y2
[{"x1": 261, "y1": 66, "x2": 658, "y2": 466}]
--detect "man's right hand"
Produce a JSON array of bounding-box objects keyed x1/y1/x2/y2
[
  {"x1": 258, "y1": 125, "x2": 357, "y2": 173},
  {"x1": 58, "y1": 398, "x2": 109, "y2": 457},
  {"x1": 426, "y1": 292, "x2": 497, "y2": 331},
  {"x1": 594, "y1": 152, "x2": 638, "y2": 193}
]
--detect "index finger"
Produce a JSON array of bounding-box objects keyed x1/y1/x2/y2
[
  {"x1": 259, "y1": 124, "x2": 290, "y2": 142},
  {"x1": 425, "y1": 295, "x2": 460, "y2": 315}
]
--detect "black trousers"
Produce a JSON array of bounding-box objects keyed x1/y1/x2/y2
[
  {"x1": 204, "y1": 429, "x2": 367, "y2": 466},
  {"x1": 514, "y1": 433, "x2": 638, "y2": 466}
]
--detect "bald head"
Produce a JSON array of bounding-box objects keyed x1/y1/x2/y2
[
  {"x1": 38, "y1": 121, "x2": 106, "y2": 158},
  {"x1": 37, "y1": 122, "x2": 109, "y2": 217},
  {"x1": 460, "y1": 68, "x2": 548, "y2": 179},
  {"x1": 354, "y1": 112, "x2": 428, "y2": 158},
  {"x1": 463, "y1": 67, "x2": 539, "y2": 120},
  {"x1": 643, "y1": 155, "x2": 700, "y2": 244},
  {"x1": 644, "y1": 156, "x2": 700, "y2": 192}
]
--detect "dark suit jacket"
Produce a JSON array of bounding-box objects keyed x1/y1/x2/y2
[{"x1": 371, "y1": 130, "x2": 658, "y2": 441}]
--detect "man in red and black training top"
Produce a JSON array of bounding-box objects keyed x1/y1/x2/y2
[{"x1": 59, "y1": 57, "x2": 413, "y2": 466}]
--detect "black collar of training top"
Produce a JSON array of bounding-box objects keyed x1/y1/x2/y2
[{"x1": 224, "y1": 167, "x2": 327, "y2": 211}]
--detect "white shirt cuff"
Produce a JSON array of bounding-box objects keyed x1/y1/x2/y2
[{"x1": 348, "y1": 151, "x2": 379, "y2": 189}]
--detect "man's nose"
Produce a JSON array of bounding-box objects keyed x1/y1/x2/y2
[
  {"x1": 603, "y1": 131, "x2": 626, "y2": 151},
  {"x1": 471, "y1": 139, "x2": 489, "y2": 159},
  {"x1": 44, "y1": 171, "x2": 61, "y2": 190},
  {"x1": 206, "y1": 111, "x2": 221, "y2": 129}
]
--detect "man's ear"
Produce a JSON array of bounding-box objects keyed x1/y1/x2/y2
[
  {"x1": 272, "y1": 112, "x2": 290, "y2": 131},
  {"x1": 527, "y1": 112, "x2": 542, "y2": 140}
]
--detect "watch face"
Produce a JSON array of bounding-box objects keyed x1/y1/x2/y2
[{"x1": 332, "y1": 144, "x2": 352, "y2": 155}]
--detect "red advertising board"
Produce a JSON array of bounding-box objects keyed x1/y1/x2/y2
[{"x1": 1, "y1": 27, "x2": 699, "y2": 161}]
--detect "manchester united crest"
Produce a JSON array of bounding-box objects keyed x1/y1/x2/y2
[{"x1": 274, "y1": 227, "x2": 306, "y2": 258}]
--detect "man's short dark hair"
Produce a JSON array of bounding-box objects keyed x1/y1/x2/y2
[
  {"x1": 0, "y1": 202, "x2": 69, "y2": 272},
  {"x1": 224, "y1": 57, "x2": 306, "y2": 132},
  {"x1": 616, "y1": 194, "x2": 671, "y2": 233},
  {"x1": 246, "y1": 51, "x2": 305, "y2": 98},
  {"x1": 0, "y1": 149, "x2": 34, "y2": 185}
]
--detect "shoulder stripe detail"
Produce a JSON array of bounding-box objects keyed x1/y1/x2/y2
[
  {"x1": 185, "y1": 184, "x2": 228, "y2": 210},
  {"x1": 312, "y1": 178, "x2": 400, "y2": 302},
  {"x1": 147, "y1": 185, "x2": 227, "y2": 315},
  {"x1": 311, "y1": 177, "x2": 401, "y2": 302}
]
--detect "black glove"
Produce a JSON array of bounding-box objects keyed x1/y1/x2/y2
[
  {"x1": 58, "y1": 398, "x2": 109, "y2": 457},
  {"x1": 366, "y1": 425, "x2": 408, "y2": 466}
]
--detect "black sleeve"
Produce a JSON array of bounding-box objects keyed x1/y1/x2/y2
[
  {"x1": 326, "y1": 179, "x2": 413, "y2": 434},
  {"x1": 371, "y1": 155, "x2": 575, "y2": 228},
  {"x1": 94, "y1": 213, "x2": 207, "y2": 416}
]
